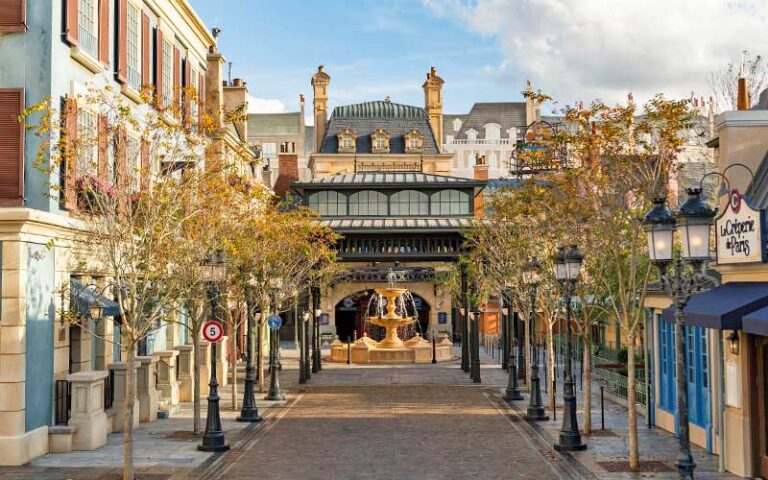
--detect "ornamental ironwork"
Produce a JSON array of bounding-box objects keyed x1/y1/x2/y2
[
  {"x1": 354, "y1": 159, "x2": 423, "y2": 173},
  {"x1": 335, "y1": 266, "x2": 450, "y2": 283},
  {"x1": 509, "y1": 121, "x2": 569, "y2": 178}
]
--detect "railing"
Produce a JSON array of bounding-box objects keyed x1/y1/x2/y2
[
  {"x1": 55, "y1": 380, "x2": 71, "y2": 426},
  {"x1": 78, "y1": 26, "x2": 98, "y2": 58},
  {"x1": 481, "y1": 334, "x2": 502, "y2": 364},
  {"x1": 448, "y1": 138, "x2": 514, "y2": 146},
  {"x1": 104, "y1": 370, "x2": 115, "y2": 410},
  {"x1": 337, "y1": 237, "x2": 465, "y2": 258},
  {"x1": 593, "y1": 353, "x2": 648, "y2": 406}
]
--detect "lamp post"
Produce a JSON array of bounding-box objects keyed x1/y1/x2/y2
[
  {"x1": 643, "y1": 189, "x2": 715, "y2": 480},
  {"x1": 237, "y1": 276, "x2": 262, "y2": 423},
  {"x1": 501, "y1": 292, "x2": 509, "y2": 371},
  {"x1": 471, "y1": 280, "x2": 481, "y2": 383},
  {"x1": 299, "y1": 311, "x2": 309, "y2": 384},
  {"x1": 460, "y1": 266, "x2": 470, "y2": 373},
  {"x1": 504, "y1": 287, "x2": 523, "y2": 401},
  {"x1": 311, "y1": 286, "x2": 322, "y2": 372},
  {"x1": 554, "y1": 245, "x2": 587, "y2": 452},
  {"x1": 265, "y1": 315, "x2": 285, "y2": 401},
  {"x1": 523, "y1": 257, "x2": 548, "y2": 421},
  {"x1": 199, "y1": 251, "x2": 230, "y2": 452}
]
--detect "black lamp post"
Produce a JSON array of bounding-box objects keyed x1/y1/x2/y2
[
  {"x1": 554, "y1": 245, "x2": 587, "y2": 452},
  {"x1": 199, "y1": 251, "x2": 230, "y2": 452},
  {"x1": 299, "y1": 311, "x2": 308, "y2": 384},
  {"x1": 523, "y1": 257, "x2": 548, "y2": 421},
  {"x1": 504, "y1": 287, "x2": 523, "y2": 401},
  {"x1": 501, "y1": 293, "x2": 509, "y2": 371},
  {"x1": 311, "y1": 286, "x2": 322, "y2": 372},
  {"x1": 471, "y1": 280, "x2": 481, "y2": 383},
  {"x1": 265, "y1": 317, "x2": 285, "y2": 401},
  {"x1": 643, "y1": 189, "x2": 715, "y2": 480},
  {"x1": 237, "y1": 276, "x2": 262, "y2": 423},
  {"x1": 304, "y1": 309, "x2": 311, "y2": 380},
  {"x1": 460, "y1": 266, "x2": 470, "y2": 373}
]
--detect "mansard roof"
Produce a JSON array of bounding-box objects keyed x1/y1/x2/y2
[
  {"x1": 318, "y1": 101, "x2": 440, "y2": 154},
  {"x1": 454, "y1": 102, "x2": 527, "y2": 140},
  {"x1": 293, "y1": 172, "x2": 485, "y2": 192}
]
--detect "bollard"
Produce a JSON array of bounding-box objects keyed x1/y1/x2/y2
[
  {"x1": 347, "y1": 336, "x2": 351, "y2": 365},
  {"x1": 600, "y1": 385, "x2": 605, "y2": 430},
  {"x1": 431, "y1": 329, "x2": 437, "y2": 364},
  {"x1": 552, "y1": 379, "x2": 556, "y2": 422}
]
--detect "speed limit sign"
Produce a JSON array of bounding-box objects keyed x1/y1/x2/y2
[{"x1": 202, "y1": 321, "x2": 224, "y2": 343}]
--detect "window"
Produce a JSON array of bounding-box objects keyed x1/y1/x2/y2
[
  {"x1": 430, "y1": 189, "x2": 469, "y2": 215},
  {"x1": 374, "y1": 137, "x2": 386, "y2": 150},
  {"x1": 337, "y1": 129, "x2": 357, "y2": 153},
  {"x1": 390, "y1": 190, "x2": 428, "y2": 216},
  {"x1": 189, "y1": 69, "x2": 199, "y2": 123},
  {"x1": 78, "y1": 0, "x2": 98, "y2": 58},
  {"x1": 484, "y1": 123, "x2": 501, "y2": 140},
  {"x1": 126, "y1": 2, "x2": 141, "y2": 90},
  {"x1": 77, "y1": 110, "x2": 97, "y2": 174},
  {"x1": 466, "y1": 129, "x2": 477, "y2": 141},
  {"x1": 371, "y1": 129, "x2": 390, "y2": 153},
  {"x1": 162, "y1": 40, "x2": 173, "y2": 108},
  {"x1": 342, "y1": 137, "x2": 354, "y2": 149},
  {"x1": 349, "y1": 190, "x2": 387, "y2": 216},
  {"x1": 308, "y1": 191, "x2": 347, "y2": 216},
  {"x1": 261, "y1": 143, "x2": 277, "y2": 162},
  {"x1": 127, "y1": 136, "x2": 141, "y2": 192},
  {"x1": 452, "y1": 117, "x2": 462, "y2": 132},
  {"x1": 404, "y1": 129, "x2": 424, "y2": 153}
]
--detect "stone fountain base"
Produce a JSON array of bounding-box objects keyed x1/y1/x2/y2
[{"x1": 328, "y1": 333, "x2": 454, "y2": 364}]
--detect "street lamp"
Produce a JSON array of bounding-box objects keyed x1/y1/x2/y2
[
  {"x1": 199, "y1": 250, "x2": 230, "y2": 452},
  {"x1": 300, "y1": 311, "x2": 309, "y2": 384},
  {"x1": 643, "y1": 189, "x2": 715, "y2": 480},
  {"x1": 311, "y1": 286, "x2": 322, "y2": 373},
  {"x1": 504, "y1": 286, "x2": 523, "y2": 401},
  {"x1": 460, "y1": 266, "x2": 470, "y2": 374},
  {"x1": 471, "y1": 280, "x2": 481, "y2": 383},
  {"x1": 237, "y1": 275, "x2": 261, "y2": 423},
  {"x1": 553, "y1": 245, "x2": 587, "y2": 452},
  {"x1": 523, "y1": 257, "x2": 548, "y2": 421}
]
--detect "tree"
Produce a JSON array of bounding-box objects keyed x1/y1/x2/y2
[
  {"x1": 708, "y1": 50, "x2": 768, "y2": 112},
  {"x1": 24, "y1": 84, "x2": 212, "y2": 480}
]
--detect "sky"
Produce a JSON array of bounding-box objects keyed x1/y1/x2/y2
[{"x1": 189, "y1": 0, "x2": 768, "y2": 123}]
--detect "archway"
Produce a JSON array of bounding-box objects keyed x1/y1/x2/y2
[{"x1": 334, "y1": 290, "x2": 431, "y2": 342}]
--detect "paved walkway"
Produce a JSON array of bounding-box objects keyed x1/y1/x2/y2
[{"x1": 0, "y1": 347, "x2": 737, "y2": 480}]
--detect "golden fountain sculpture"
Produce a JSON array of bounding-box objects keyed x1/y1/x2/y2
[{"x1": 368, "y1": 287, "x2": 416, "y2": 349}]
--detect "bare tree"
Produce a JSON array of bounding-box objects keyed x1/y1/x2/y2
[{"x1": 708, "y1": 50, "x2": 768, "y2": 112}]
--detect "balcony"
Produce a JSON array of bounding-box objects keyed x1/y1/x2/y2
[{"x1": 447, "y1": 138, "x2": 513, "y2": 146}]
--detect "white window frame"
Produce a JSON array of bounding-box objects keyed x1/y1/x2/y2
[
  {"x1": 78, "y1": 0, "x2": 99, "y2": 59},
  {"x1": 126, "y1": 2, "x2": 141, "y2": 90},
  {"x1": 77, "y1": 109, "x2": 98, "y2": 176},
  {"x1": 162, "y1": 40, "x2": 173, "y2": 108},
  {"x1": 126, "y1": 135, "x2": 141, "y2": 192}
]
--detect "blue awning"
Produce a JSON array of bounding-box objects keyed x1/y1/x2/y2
[
  {"x1": 743, "y1": 305, "x2": 768, "y2": 335},
  {"x1": 661, "y1": 282, "x2": 768, "y2": 330},
  {"x1": 71, "y1": 280, "x2": 121, "y2": 318}
]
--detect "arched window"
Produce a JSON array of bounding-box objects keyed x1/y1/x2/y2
[
  {"x1": 390, "y1": 190, "x2": 428, "y2": 216},
  {"x1": 349, "y1": 190, "x2": 388, "y2": 216},
  {"x1": 430, "y1": 189, "x2": 469, "y2": 215},
  {"x1": 308, "y1": 191, "x2": 347, "y2": 216},
  {"x1": 484, "y1": 123, "x2": 501, "y2": 140}
]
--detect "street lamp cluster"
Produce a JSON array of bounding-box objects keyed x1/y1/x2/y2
[{"x1": 643, "y1": 188, "x2": 716, "y2": 480}]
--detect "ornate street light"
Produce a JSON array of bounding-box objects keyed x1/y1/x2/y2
[
  {"x1": 460, "y1": 266, "x2": 470, "y2": 374},
  {"x1": 199, "y1": 250, "x2": 230, "y2": 452},
  {"x1": 504, "y1": 284, "x2": 523, "y2": 401},
  {"x1": 300, "y1": 311, "x2": 310, "y2": 384},
  {"x1": 522, "y1": 257, "x2": 548, "y2": 421},
  {"x1": 553, "y1": 245, "x2": 587, "y2": 452},
  {"x1": 237, "y1": 274, "x2": 262, "y2": 423},
  {"x1": 643, "y1": 189, "x2": 715, "y2": 480}
]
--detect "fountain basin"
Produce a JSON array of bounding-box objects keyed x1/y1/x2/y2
[{"x1": 329, "y1": 334, "x2": 454, "y2": 364}]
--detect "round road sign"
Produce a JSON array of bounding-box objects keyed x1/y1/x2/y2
[
  {"x1": 202, "y1": 321, "x2": 224, "y2": 343},
  {"x1": 267, "y1": 314, "x2": 282, "y2": 330}
]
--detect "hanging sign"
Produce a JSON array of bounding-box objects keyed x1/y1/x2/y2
[
  {"x1": 716, "y1": 189, "x2": 767, "y2": 265},
  {"x1": 202, "y1": 321, "x2": 224, "y2": 343}
]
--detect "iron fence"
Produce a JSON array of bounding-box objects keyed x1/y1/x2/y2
[{"x1": 54, "y1": 379, "x2": 71, "y2": 425}]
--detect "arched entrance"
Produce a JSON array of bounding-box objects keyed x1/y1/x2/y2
[{"x1": 334, "y1": 290, "x2": 431, "y2": 342}]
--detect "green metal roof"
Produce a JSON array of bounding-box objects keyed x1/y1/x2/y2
[{"x1": 332, "y1": 101, "x2": 427, "y2": 119}]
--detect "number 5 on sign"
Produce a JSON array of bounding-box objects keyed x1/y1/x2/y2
[{"x1": 202, "y1": 321, "x2": 224, "y2": 343}]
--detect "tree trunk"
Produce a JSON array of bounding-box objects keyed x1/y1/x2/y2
[
  {"x1": 257, "y1": 310, "x2": 268, "y2": 393},
  {"x1": 230, "y1": 319, "x2": 238, "y2": 410},
  {"x1": 524, "y1": 316, "x2": 531, "y2": 387},
  {"x1": 627, "y1": 335, "x2": 639, "y2": 471},
  {"x1": 192, "y1": 328, "x2": 201, "y2": 434},
  {"x1": 123, "y1": 350, "x2": 136, "y2": 480},
  {"x1": 583, "y1": 334, "x2": 592, "y2": 435},
  {"x1": 547, "y1": 329, "x2": 556, "y2": 412}
]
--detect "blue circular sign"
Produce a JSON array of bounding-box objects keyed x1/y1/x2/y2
[{"x1": 267, "y1": 314, "x2": 282, "y2": 329}]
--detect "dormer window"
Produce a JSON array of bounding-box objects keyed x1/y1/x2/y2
[
  {"x1": 371, "y1": 129, "x2": 390, "y2": 154},
  {"x1": 404, "y1": 129, "x2": 425, "y2": 153},
  {"x1": 337, "y1": 129, "x2": 357, "y2": 153}
]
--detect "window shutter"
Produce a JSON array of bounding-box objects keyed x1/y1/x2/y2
[
  {"x1": 63, "y1": 0, "x2": 78, "y2": 46},
  {"x1": 173, "y1": 46, "x2": 180, "y2": 117},
  {"x1": 62, "y1": 96, "x2": 78, "y2": 210},
  {"x1": 0, "y1": 88, "x2": 24, "y2": 206},
  {"x1": 98, "y1": 0, "x2": 109, "y2": 67},
  {"x1": 198, "y1": 72, "x2": 205, "y2": 130},
  {"x1": 97, "y1": 114, "x2": 108, "y2": 180},
  {"x1": 140, "y1": 140, "x2": 149, "y2": 190},
  {"x1": 140, "y1": 11, "x2": 149, "y2": 87},
  {"x1": 116, "y1": 0, "x2": 127, "y2": 83},
  {"x1": 0, "y1": 0, "x2": 26, "y2": 33},
  {"x1": 154, "y1": 28, "x2": 163, "y2": 106}
]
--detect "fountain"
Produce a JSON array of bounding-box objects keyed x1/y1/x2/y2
[{"x1": 329, "y1": 269, "x2": 454, "y2": 364}]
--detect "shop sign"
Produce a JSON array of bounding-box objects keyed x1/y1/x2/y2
[{"x1": 716, "y1": 189, "x2": 767, "y2": 265}]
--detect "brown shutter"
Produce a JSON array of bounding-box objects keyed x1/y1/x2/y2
[
  {"x1": 140, "y1": 11, "x2": 149, "y2": 87},
  {"x1": 0, "y1": 88, "x2": 24, "y2": 206},
  {"x1": 98, "y1": 0, "x2": 109, "y2": 67},
  {"x1": 62, "y1": 96, "x2": 78, "y2": 210},
  {"x1": 64, "y1": 0, "x2": 78, "y2": 46},
  {"x1": 173, "y1": 47, "x2": 180, "y2": 117},
  {"x1": 140, "y1": 140, "x2": 149, "y2": 190},
  {"x1": 154, "y1": 28, "x2": 163, "y2": 107},
  {"x1": 183, "y1": 61, "x2": 191, "y2": 126},
  {"x1": 0, "y1": 0, "x2": 26, "y2": 33},
  {"x1": 97, "y1": 114, "x2": 108, "y2": 180},
  {"x1": 116, "y1": 0, "x2": 127, "y2": 83},
  {"x1": 198, "y1": 72, "x2": 205, "y2": 130}
]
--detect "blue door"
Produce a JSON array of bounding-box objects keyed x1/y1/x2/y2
[{"x1": 25, "y1": 243, "x2": 55, "y2": 431}]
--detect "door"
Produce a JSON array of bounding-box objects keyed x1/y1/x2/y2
[{"x1": 756, "y1": 338, "x2": 768, "y2": 478}]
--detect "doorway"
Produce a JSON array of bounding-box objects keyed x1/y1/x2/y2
[{"x1": 755, "y1": 337, "x2": 768, "y2": 478}]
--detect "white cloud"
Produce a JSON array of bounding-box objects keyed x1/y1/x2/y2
[
  {"x1": 423, "y1": 0, "x2": 768, "y2": 108},
  {"x1": 247, "y1": 95, "x2": 286, "y2": 114}
]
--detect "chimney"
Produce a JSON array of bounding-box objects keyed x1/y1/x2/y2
[
  {"x1": 473, "y1": 155, "x2": 489, "y2": 218},
  {"x1": 311, "y1": 65, "x2": 331, "y2": 153},
  {"x1": 737, "y1": 76, "x2": 750, "y2": 110},
  {"x1": 524, "y1": 80, "x2": 535, "y2": 125},
  {"x1": 223, "y1": 77, "x2": 248, "y2": 140},
  {"x1": 273, "y1": 153, "x2": 299, "y2": 197},
  {"x1": 422, "y1": 66, "x2": 444, "y2": 149}
]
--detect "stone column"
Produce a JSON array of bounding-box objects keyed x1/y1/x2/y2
[
  {"x1": 153, "y1": 350, "x2": 180, "y2": 414},
  {"x1": 135, "y1": 356, "x2": 159, "y2": 423},
  {"x1": 175, "y1": 345, "x2": 194, "y2": 402},
  {"x1": 107, "y1": 362, "x2": 139, "y2": 433},
  {"x1": 94, "y1": 318, "x2": 114, "y2": 371},
  {"x1": 67, "y1": 370, "x2": 109, "y2": 450},
  {"x1": 216, "y1": 337, "x2": 229, "y2": 387}
]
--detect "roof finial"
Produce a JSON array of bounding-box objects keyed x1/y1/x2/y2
[{"x1": 384, "y1": 96, "x2": 391, "y2": 103}]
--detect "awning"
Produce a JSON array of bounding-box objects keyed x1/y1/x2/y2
[
  {"x1": 71, "y1": 280, "x2": 121, "y2": 318},
  {"x1": 743, "y1": 305, "x2": 768, "y2": 335},
  {"x1": 661, "y1": 282, "x2": 768, "y2": 330}
]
